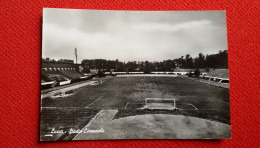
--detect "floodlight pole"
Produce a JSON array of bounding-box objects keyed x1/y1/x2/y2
[
  {"x1": 75, "y1": 48, "x2": 78, "y2": 64},
  {"x1": 173, "y1": 99, "x2": 176, "y2": 109}
]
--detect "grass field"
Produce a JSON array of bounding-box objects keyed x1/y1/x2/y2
[{"x1": 40, "y1": 76, "x2": 230, "y2": 141}]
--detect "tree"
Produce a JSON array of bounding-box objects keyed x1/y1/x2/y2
[
  {"x1": 96, "y1": 69, "x2": 105, "y2": 77},
  {"x1": 194, "y1": 53, "x2": 205, "y2": 68},
  {"x1": 174, "y1": 56, "x2": 185, "y2": 68},
  {"x1": 185, "y1": 54, "x2": 194, "y2": 68},
  {"x1": 194, "y1": 68, "x2": 200, "y2": 77},
  {"x1": 143, "y1": 61, "x2": 151, "y2": 74}
]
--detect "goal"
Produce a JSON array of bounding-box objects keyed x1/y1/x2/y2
[{"x1": 145, "y1": 98, "x2": 177, "y2": 110}]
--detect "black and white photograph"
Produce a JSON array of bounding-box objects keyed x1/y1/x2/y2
[{"x1": 40, "y1": 8, "x2": 230, "y2": 141}]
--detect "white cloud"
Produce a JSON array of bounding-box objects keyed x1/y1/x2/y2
[
  {"x1": 42, "y1": 10, "x2": 227, "y2": 62},
  {"x1": 132, "y1": 20, "x2": 214, "y2": 32}
]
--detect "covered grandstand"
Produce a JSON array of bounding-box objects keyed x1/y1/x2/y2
[{"x1": 41, "y1": 62, "x2": 91, "y2": 89}]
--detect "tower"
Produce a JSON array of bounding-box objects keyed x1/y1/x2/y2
[{"x1": 75, "y1": 48, "x2": 78, "y2": 64}]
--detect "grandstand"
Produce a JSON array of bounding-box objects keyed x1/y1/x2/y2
[
  {"x1": 201, "y1": 69, "x2": 229, "y2": 84},
  {"x1": 41, "y1": 62, "x2": 90, "y2": 89},
  {"x1": 205, "y1": 69, "x2": 229, "y2": 79}
]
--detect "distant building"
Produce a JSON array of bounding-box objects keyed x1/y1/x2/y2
[
  {"x1": 81, "y1": 59, "x2": 107, "y2": 69},
  {"x1": 58, "y1": 59, "x2": 74, "y2": 64}
]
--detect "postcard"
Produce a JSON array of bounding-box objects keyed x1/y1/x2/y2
[{"x1": 40, "y1": 8, "x2": 230, "y2": 141}]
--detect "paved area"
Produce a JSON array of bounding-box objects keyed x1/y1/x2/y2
[{"x1": 74, "y1": 110, "x2": 231, "y2": 140}]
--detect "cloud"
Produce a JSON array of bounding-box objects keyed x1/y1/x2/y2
[
  {"x1": 42, "y1": 23, "x2": 120, "y2": 60},
  {"x1": 132, "y1": 20, "x2": 214, "y2": 32},
  {"x1": 42, "y1": 9, "x2": 227, "y2": 62}
]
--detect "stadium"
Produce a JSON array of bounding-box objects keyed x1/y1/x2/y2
[
  {"x1": 40, "y1": 9, "x2": 230, "y2": 141},
  {"x1": 40, "y1": 58, "x2": 230, "y2": 141}
]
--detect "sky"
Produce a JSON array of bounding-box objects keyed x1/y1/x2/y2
[{"x1": 42, "y1": 8, "x2": 227, "y2": 62}]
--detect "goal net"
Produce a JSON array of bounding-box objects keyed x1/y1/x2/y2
[{"x1": 145, "y1": 98, "x2": 177, "y2": 110}]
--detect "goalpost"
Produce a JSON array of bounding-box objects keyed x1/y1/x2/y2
[{"x1": 145, "y1": 98, "x2": 177, "y2": 110}]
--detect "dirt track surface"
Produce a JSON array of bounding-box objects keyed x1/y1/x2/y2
[{"x1": 74, "y1": 110, "x2": 231, "y2": 140}]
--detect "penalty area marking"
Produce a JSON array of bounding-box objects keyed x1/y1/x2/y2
[
  {"x1": 208, "y1": 97, "x2": 230, "y2": 105},
  {"x1": 189, "y1": 104, "x2": 198, "y2": 110}
]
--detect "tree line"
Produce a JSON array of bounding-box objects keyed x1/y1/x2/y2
[
  {"x1": 81, "y1": 50, "x2": 228, "y2": 73},
  {"x1": 42, "y1": 50, "x2": 228, "y2": 73}
]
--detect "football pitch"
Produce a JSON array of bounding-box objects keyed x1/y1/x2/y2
[{"x1": 40, "y1": 76, "x2": 230, "y2": 141}]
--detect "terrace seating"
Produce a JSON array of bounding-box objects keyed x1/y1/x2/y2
[
  {"x1": 41, "y1": 62, "x2": 89, "y2": 88},
  {"x1": 59, "y1": 70, "x2": 79, "y2": 79},
  {"x1": 201, "y1": 69, "x2": 229, "y2": 84}
]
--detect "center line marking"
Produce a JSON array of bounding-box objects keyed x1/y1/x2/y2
[{"x1": 86, "y1": 96, "x2": 103, "y2": 108}]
